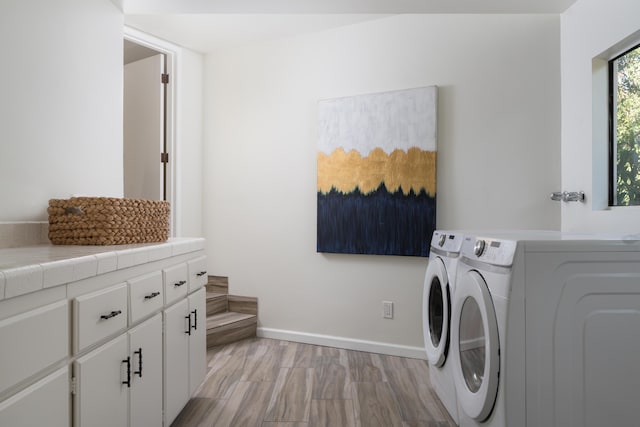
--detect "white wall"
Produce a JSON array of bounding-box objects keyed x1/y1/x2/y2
[
  {"x1": 561, "y1": 0, "x2": 640, "y2": 232},
  {"x1": 0, "y1": 0, "x2": 124, "y2": 221},
  {"x1": 203, "y1": 14, "x2": 560, "y2": 355},
  {"x1": 176, "y1": 49, "x2": 204, "y2": 237}
]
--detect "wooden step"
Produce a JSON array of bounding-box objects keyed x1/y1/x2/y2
[
  {"x1": 228, "y1": 295, "x2": 257, "y2": 315},
  {"x1": 204, "y1": 275, "x2": 258, "y2": 348},
  {"x1": 206, "y1": 275, "x2": 228, "y2": 294},
  {"x1": 206, "y1": 291, "x2": 228, "y2": 316},
  {"x1": 206, "y1": 311, "x2": 257, "y2": 348}
]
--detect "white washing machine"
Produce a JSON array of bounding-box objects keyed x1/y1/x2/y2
[
  {"x1": 422, "y1": 230, "x2": 465, "y2": 424},
  {"x1": 451, "y1": 231, "x2": 640, "y2": 427}
]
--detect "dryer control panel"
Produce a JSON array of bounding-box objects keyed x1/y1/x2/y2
[{"x1": 461, "y1": 236, "x2": 517, "y2": 267}]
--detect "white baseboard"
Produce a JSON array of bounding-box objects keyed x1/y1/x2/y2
[{"x1": 257, "y1": 327, "x2": 427, "y2": 360}]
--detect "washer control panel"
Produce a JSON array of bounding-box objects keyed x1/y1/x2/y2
[
  {"x1": 431, "y1": 230, "x2": 465, "y2": 254},
  {"x1": 462, "y1": 236, "x2": 517, "y2": 267}
]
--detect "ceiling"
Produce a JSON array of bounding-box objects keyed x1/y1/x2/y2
[
  {"x1": 124, "y1": 14, "x2": 397, "y2": 53},
  {"x1": 123, "y1": 0, "x2": 579, "y2": 54},
  {"x1": 123, "y1": 0, "x2": 578, "y2": 14}
]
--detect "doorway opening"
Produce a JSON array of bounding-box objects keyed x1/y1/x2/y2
[{"x1": 123, "y1": 27, "x2": 178, "y2": 236}]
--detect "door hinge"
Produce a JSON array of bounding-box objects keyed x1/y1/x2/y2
[
  {"x1": 161, "y1": 73, "x2": 169, "y2": 84},
  {"x1": 70, "y1": 376, "x2": 76, "y2": 395},
  {"x1": 161, "y1": 152, "x2": 169, "y2": 163}
]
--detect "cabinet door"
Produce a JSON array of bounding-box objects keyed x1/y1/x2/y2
[
  {"x1": 129, "y1": 313, "x2": 163, "y2": 427},
  {"x1": 74, "y1": 334, "x2": 128, "y2": 427},
  {"x1": 188, "y1": 288, "x2": 207, "y2": 396},
  {"x1": 0, "y1": 299, "x2": 68, "y2": 396},
  {"x1": 0, "y1": 366, "x2": 69, "y2": 427},
  {"x1": 163, "y1": 298, "x2": 189, "y2": 426}
]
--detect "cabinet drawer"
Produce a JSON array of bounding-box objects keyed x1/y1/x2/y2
[
  {"x1": 74, "y1": 283, "x2": 128, "y2": 353},
  {"x1": 163, "y1": 264, "x2": 188, "y2": 306},
  {"x1": 128, "y1": 271, "x2": 163, "y2": 325},
  {"x1": 0, "y1": 300, "x2": 68, "y2": 396},
  {"x1": 187, "y1": 256, "x2": 208, "y2": 293}
]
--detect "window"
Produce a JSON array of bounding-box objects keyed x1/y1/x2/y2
[{"x1": 610, "y1": 43, "x2": 640, "y2": 206}]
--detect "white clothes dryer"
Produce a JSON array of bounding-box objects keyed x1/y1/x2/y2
[
  {"x1": 422, "y1": 230, "x2": 465, "y2": 424},
  {"x1": 451, "y1": 231, "x2": 640, "y2": 427}
]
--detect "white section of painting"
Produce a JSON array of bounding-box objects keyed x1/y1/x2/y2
[{"x1": 318, "y1": 86, "x2": 437, "y2": 156}]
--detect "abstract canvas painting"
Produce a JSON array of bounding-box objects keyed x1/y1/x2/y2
[{"x1": 317, "y1": 86, "x2": 437, "y2": 257}]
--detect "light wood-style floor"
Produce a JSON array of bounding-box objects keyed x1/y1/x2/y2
[{"x1": 171, "y1": 337, "x2": 455, "y2": 427}]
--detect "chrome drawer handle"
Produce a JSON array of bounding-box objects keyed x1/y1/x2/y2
[
  {"x1": 144, "y1": 291, "x2": 161, "y2": 300},
  {"x1": 100, "y1": 310, "x2": 122, "y2": 320},
  {"x1": 174, "y1": 280, "x2": 186, "y2": 287},
  {"x1": 196, "y1": 271, "x2": 207, "y2": 277}
]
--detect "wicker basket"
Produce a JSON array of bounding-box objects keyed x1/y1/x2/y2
[{"x1": 48, "y1": 197, "x2": 170, "y2": 245}]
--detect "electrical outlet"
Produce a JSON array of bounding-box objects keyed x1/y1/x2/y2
[{"x1": 383, "y1": 301, "x2": 394, "y2": 319}]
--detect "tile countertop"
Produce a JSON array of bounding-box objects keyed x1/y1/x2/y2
[{"x1": 0, "y1": 238, "x2": 205, "y2": 301}]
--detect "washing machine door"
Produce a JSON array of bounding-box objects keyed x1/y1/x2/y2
[
  {"x1": 453, "y1": 269, "x2": 500, "y2": 422},
  {"x1": 422, "y1": 257, "x2": 451, "y2": 367}
]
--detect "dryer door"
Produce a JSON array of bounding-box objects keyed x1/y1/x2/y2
[
  {"x1": 422, "y1": 257, "x2": 451, "y2": 367},
  {"x1": 452, "y1": 270, "x2": 500, "y2": 422}
]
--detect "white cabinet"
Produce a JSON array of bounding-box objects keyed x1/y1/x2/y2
[
  {"x1": 187, "y1": 255, "x2": 208, "y2": 292},
  {"x1": 74, "y1": 313, "x2": 163, "y2": 427},
  {"x1": 0, "y1": 367, "x2": 69, "y2": 427},
  {"x1": 188, "y1": 288, "x2": 206, "y2": 396},
  {"x1": 128, "y1": 271, "x2": 163, "y2": 324},
  {"x1": 73, "y1": 333, "x2": 128, "y2": 427},
  {"x1": 163, "y1": 298, "x2": 190, "y2": 426},
  {"x1": 163, "y1": 287, "x2": 206, "y2": 426},
  {"x1": 73, "y1": 283, "x2": 128, "y2": 353},
  {"x1": 0, "y1": 299, "x2": 68, "y2": 396},
  {"x1": 129, "y1": 314, "x2": 163, "y2": 427},
  {"x1": 163, "y1": 263, "x2": 188, "y2": 306},
  {"x1": 0, "y1": 240, "x2": 206, "y2": 427}
]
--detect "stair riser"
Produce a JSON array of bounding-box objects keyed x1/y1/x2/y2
[
  {"x1": 228, "y1": 296, "x2": 258, "y2": 315},
  {"x1": 207, "y1": 295, "x2": 228, "y2": 316},
  {"x1": 206, "y1": 275, "x2": 229, "y2": 294},
  {"x1": 207, "y1": 318, "x2": 257, "y2": 348},
  {"x1": 206, "y1": 284, "x2": 228, "y2": 294}
]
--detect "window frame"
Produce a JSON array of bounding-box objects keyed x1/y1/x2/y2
[{"x1": 608, "y1": 42, "x2": 640, "y2": 206}]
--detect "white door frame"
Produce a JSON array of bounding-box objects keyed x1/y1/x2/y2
[{"x1": 124, "y1": 26, "x2": 180, "y2": 237}]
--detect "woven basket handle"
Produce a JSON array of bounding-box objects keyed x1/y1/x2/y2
[{"x1": 65, "y1": 207, "x2": 84, "y2": 215}]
